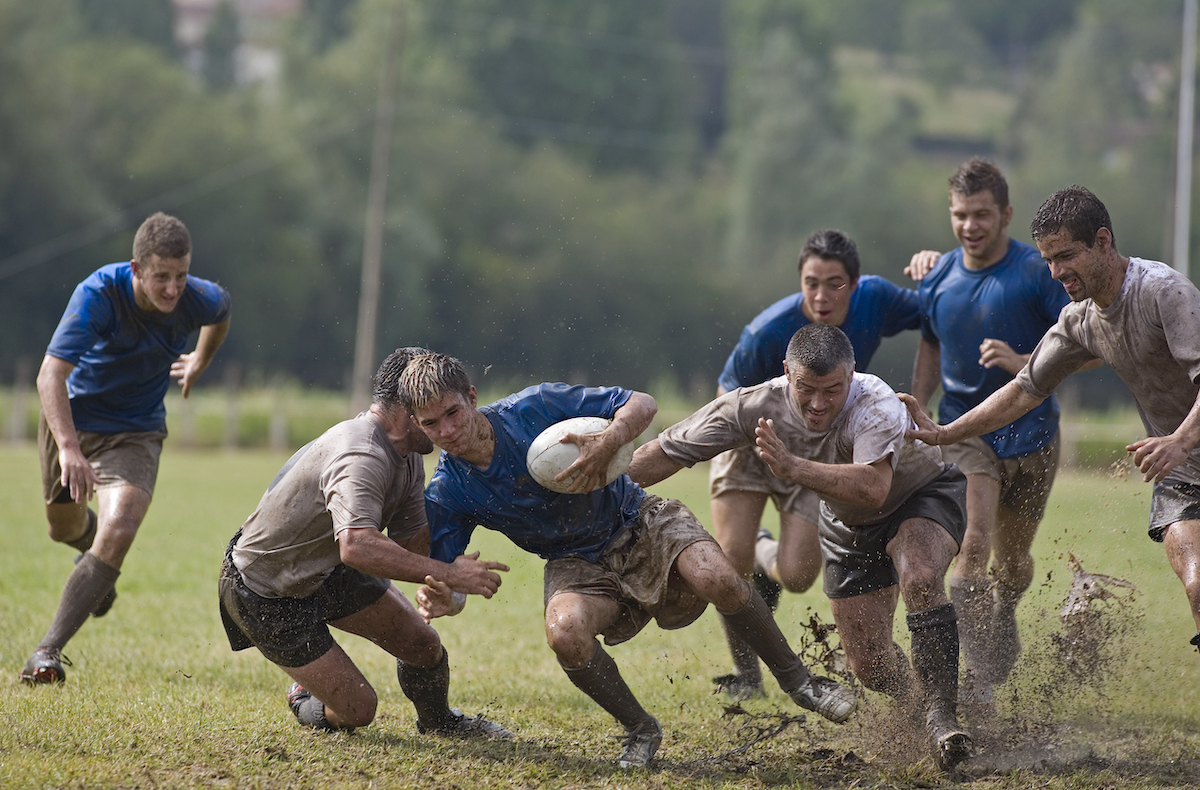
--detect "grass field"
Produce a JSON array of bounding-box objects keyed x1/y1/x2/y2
[{"x1": 3, "y1": 443, "x2": 1200, "y2": 789}]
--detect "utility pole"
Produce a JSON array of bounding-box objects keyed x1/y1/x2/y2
[
  {"x1": 1174, "y1": 0, "x2": 1197, "y2": 279},
  {"x1": 349, "y1": 1, "x2": 406, "y2": 414}
]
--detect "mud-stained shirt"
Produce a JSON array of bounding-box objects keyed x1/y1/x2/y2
[
  {"x1": 657, "y1": 373, "x2": 945, "y2": 526},
  {"x1": 232, "y1": 411, "x2": 427, "y2": 598},
  {"x1": 1016, "y1": 257, "x2": 1200, "y2": 485}
]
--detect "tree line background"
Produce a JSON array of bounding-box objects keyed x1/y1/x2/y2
[{"x1": 0, "y1": 0, "x2": 1185, "y2": 406}]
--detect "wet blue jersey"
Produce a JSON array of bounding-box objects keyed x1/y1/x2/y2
[
  {"x1": 919, "y1": 238, "x2": 1070, "y2": 458},
  {"x1": 45, "y1": 262, "x2": 232, "y2": 434},
  {"x1": 718, "y1": 275, "x2": 920, "y2": 392},
  {"x1": 426, "y1": 382, "x2": 646, "y2": 563}
]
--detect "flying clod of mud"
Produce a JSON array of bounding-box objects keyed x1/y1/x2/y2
[{"x1": 1054, "y1": 552, "x2": 1140, "y2": 684}]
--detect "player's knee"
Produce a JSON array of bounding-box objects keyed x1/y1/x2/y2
[
  {"x1": 342, "y1": 687, "x2": 379, "y2": 728},
  {"x1": 544, "y1": 610, "x2": 594, "y2": 664}
]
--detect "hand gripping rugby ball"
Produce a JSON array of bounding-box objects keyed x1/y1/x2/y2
[{"x1": 526, "y1": 416, "x2": 634, "y2": 494}]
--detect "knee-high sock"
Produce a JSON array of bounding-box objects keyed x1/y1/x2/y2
[
  {"x1": 39, "y1": 552, "x2": 120, "y2": 650},
  {"x1": 397, "y1": 647, "x2": 454, "y2": 730},
  {"x1": 718, "y1": 584, "x2": 809, "y2": 692},
  {"x1": 720, "y1": 618, "x2": 764, "y2": 684},
  {"x1": 907, "y1": 603, "x2": 960, "y2": 711},
  {"x1": 948, "y1": 577, "x2": 991, "y2": 677},
  {"x1": 561, "y1": 642, "x2": 655, "y2": 732}
]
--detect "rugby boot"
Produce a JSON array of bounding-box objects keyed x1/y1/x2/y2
[
  {"x1": 418, "y1": 708, "x2": 512, "y2": 740},
  {"x1": 787, "y1": 674, "x2": 858, "y2": 723},
  {"x1": 19, "y1": 647, "x2": 68, "y2": 685},
  {"x1": 617, "y1": 717, "x2": 662, "y2": 769}
]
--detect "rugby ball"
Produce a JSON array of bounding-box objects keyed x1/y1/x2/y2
[{"x1": 527, "y1": 416, "x2": 634, "y2": 494}]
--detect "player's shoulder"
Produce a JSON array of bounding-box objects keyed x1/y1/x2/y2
[
  {"x1": 841, "y1": 374, "x2": 907, "y2": 435},
  {"x1": 77, "y1": 262, "x2": 131, "y2": 295},
  {"x1": 743, "y1": 292, "x2": 804, "y2": 333},
  {"x1": 917, "y1": 251, "x2": 960, "y2": 294}
]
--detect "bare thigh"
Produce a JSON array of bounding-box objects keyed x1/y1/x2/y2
[
  {"x1": 330, "y1": 585, "x2": 443, "y2": 667},
  {"x1": 710, "y1": 490, "x2": 769, "y2": 576},
  {"x1": 775, "y1": 511, "x2": 820, "y2": 592}
]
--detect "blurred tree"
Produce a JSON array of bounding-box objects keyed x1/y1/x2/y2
[
  {"x1": 204, "y1": 1, "x2": 240, "y2": 90},
  {"x1": 295, "y1": 0, "x2": 357, "y2": 54},
  {"x1": 1011, "y1": 0, "x2": 1179, "y2": 262},
  {"x1": 75, "y1": 0, "x2": 176, "y2": 58},
  {"x1": 426, "y1": 0, "x2": 698, "y2": 174}
]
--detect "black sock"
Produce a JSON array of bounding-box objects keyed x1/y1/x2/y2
[
  {"x1": 397, "y1": 647, "x2": 454, "y2": 731},
  {"x1": 718, "y1": 583, "x2": 809, "y2": 692},
  {"x1": 561, "y1": 642, "x2": 655, "y2": 732},
  {"x1": 907, "y1": 603, "x2": 960, "y2": 711}
]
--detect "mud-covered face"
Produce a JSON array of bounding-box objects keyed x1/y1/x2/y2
[
  {"x1": 784, "y1": 361, "x2": 852, "y2": 432},
  {"x1": 411, "y1": 388, "x2": 482, "y2": 457},
  {"x1": 1036, "y1": 227, "x2": 1120, "y2": 306}
]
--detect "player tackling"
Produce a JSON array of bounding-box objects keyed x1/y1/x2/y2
[
  {"x1": 399, "y1": 352, "x2": 857, "y2": 770},
  {"x1": 219, "y1": 348, "x2": 510, "y2": 737},
  {"x1": 629, "y1": 323, "x2": 973, "y2": 771}
]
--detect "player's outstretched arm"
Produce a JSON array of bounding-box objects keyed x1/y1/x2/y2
[
  {"x1": 627, "y1": 439, "x2": 686, "y2": 487},
  {"x1": 340, "y1": 529, "x2": 508, "y2": 596},
  {"x1": 171, "y1": 317, "x2": 231, "y2": 398},
  {"x1": 900, "y1": 380, "x2": 1043, "y2": 446},
  {"x1": 37, "y1": 355, "x2": 100, "y2": 503}
]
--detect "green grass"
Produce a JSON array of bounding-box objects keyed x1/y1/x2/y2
[{"x1": 2, "y1": 443, "x2": 1200, "y2": 788}]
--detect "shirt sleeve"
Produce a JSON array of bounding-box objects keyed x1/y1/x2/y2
[
  {"x1": 657, "y1": 391, "x2": 753, "y2": 466},
  {"x1": 1150, "y1": 276, "x2": 1200, "y2": 384},
  {"x1": 46, "y1": 281, "x2": 114, "y2": 365},
  {"x1": 847, "y1": 391, "x2": 906, "y2": 470},
  {"x1": 321, "y1": 450, "x2": 389, "y2": 536},
  {"x1": 1015, "y1": 313, "x2": 1097, "y2": 400},
  {"x1": 879, "y1": 280, "x2": 922, "y2": 337},
  {"x1": 186, "y1": 276, "x2": 232, "y2": 327}
]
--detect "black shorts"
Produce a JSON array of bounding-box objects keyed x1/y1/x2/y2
[
  {"x1": 820, "y1": 465, "x2": 967, "y2": 599},
  {"x1": 218, "y1": 532, "x2": 391, "y2": 668},
  {"x1": 1149, "y1": 479, "x2": 1200, "y2": 542}
]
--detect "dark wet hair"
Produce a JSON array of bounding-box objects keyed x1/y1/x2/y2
[
  {"x1": 798, "y1": 229, "x2": 860, "y2": 281},
  {"x1": 1030, "y1": 185, "x2": 1116, "y2": 250},
  {"x1": 948, "y1": 157, "x2": 1009, "y2": 210},
  {"x1": 372, "y1": 346, "x2": 432, "y2": 406}
]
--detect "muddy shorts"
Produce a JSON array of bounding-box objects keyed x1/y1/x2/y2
[
  {"x1": 1148, "y1": 479, "x2": 1200, "y2": 542},
  {"x1": 40, "y1": 413, "x2": 165, "y2": 503},
  {"x1": 218, "y1": 531, "x2": 391, "y2": 667},
  {"x1": 942, "y1": 432, "x2": 1060, "y2": 522},
  {"x1": 820, "y1": 465, "x2": 967, "y2": 599},
  {"x1": 544, "y1": 493, "x2": 716, "y2": 646},
  {"x1": 708, "y1": 445, "x2": 821, "y2": 522}
]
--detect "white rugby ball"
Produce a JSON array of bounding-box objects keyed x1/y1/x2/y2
[{"x1": 527, "y1": 416, "x2": 634, "y2": 494}]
